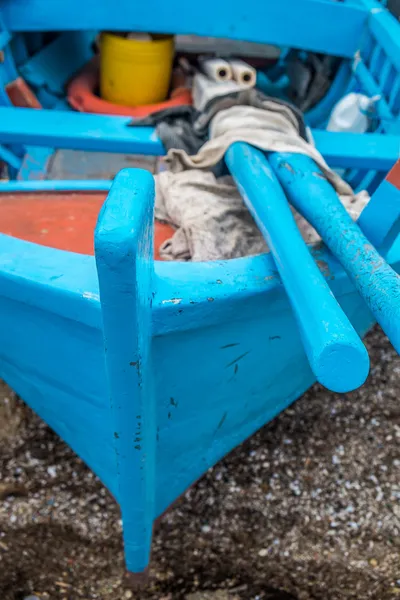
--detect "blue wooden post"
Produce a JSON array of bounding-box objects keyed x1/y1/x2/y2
[
  {"x1": 0, "y1": 15, "x2": 26, "y2": 179},
  {"x1": 358, "y1": 160, "x2": 400, "y2": 252},
  {"x1": 226, "y1": 142, "x2": 369, "y2": 393},
  {"x1": 0, "y1": 179, "x2": 112, "y2": 192},
  {"x1": 95, "y1": 168, "x2": 156, "y2": 576},
  {"x1": 270, "y1": 153, "x2": 400, "y2": 355}
]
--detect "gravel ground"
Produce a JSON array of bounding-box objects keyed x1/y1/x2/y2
[{"x1": 0, "y1": 327, "x2": 399, "y2": 600}]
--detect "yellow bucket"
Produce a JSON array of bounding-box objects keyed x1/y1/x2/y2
[{"x1": 100, "y1": 32, "x2": 174, "y2": 106}]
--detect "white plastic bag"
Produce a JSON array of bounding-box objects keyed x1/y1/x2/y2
[{"x1": 327, "y1": 93, "x2": 379, "y2": 133}]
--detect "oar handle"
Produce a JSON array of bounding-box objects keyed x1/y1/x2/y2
[
  {"x1": 226, "y1": 143, "x2": 369, "y2": 393},
  {"x1": 270, "y1": 152, "x2": 400, "y2": 354}
]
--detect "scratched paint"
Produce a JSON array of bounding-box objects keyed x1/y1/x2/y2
[
  {"x1": 161, "y1": 298, "x2": 182, "y2": 305},
  {"x1": 225, "y1": 351, "x2": 250, "y2": 368},
  {"x1": 316, "y1": 259, "x2": 333, "y2": 280},
  {"x1": 83, "y1": 291, "x2": 100, "y2": 301}
]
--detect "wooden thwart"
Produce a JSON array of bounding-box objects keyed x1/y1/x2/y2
[
  {"x1": 0, "y1": 106, "x2": 398, "y2": 172},
  {"x1": 1, "y1": 0, "x2": 368, "y2": 57}
]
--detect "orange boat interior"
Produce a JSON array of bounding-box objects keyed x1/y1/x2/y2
[{"x1": 0, "y1": 192, "x2": 175, "y2": 259}]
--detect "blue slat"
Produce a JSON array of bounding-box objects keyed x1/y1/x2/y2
[
  {"x1": 0, "y1": 31, "x2": 12, "y2": 50},
  {"x1": 312, "y1": 130, "x2": 399, "y2": 170},
  {"x1": 0, "y1": 107, "x2": 165, "y2": 155},
  {"x1": 353, "y1": 60, "x2": 393, "y2": 123},
  {"x1": 0, "y1": 107, "x2": 398, "y2": 171},
  {"x1": 20, "y1": 31, "x2": 96, "y2": 95},
  {"x1": 0, "y1": 143, "x2": 22, "y2": 170},
  {"x1": 369, "y1": 8, "x2": 400, "y2": 73},
  {"x1": 0, "y1": 179, "x2": 112, "y2": 192},
  {"x1": 1, "y1": 0, "x2": 368, "y2": 57},
  {"x1": 17, "y1": 146, "x2": 54, "y2": 181}
]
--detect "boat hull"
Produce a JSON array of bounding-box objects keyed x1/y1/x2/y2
[{"x1": 1, "y1": 168, "x2": 399, "y2": 572}]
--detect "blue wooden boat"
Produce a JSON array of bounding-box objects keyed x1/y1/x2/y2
[{"x1": 0, "y1": 0, "x2": 399, "y2": 581}]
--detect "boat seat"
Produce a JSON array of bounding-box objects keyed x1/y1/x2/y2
[
  {"x1": 1, "y1": 0, "x2": 370, "y2": 58},
  {"x1": 0, "y1": 106, "x2": 398, "y2": 173}
]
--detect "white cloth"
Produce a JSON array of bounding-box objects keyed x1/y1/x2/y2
[
  {"x1": 155, "y1": 169, "x2": 369, "y2": 262},
  {"x1": 165, "y1": 104, "x2": 354, "y2": 198},
  {"x1": 156, "y1": 102, "x2": 368, "y2": 261}
]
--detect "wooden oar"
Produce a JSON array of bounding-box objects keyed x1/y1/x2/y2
[
  {"x1": 225, "y1": 142, "x2": 369, "y2": 393},
  {"x1": 270, "y1": 152, "x2": 400, "y2": 354}
]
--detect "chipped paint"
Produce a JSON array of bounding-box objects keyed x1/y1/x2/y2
[
  {"x1": 217, "y1": 411, "x2": 227, "y2": 430},
  {"x1": 162, "y1": 298, "x2": 182, "y2": 305},
  {"x1": 279, "y1": 161, "x2": 295, "y2": 174},
  {"x1": 225, "y1": 351, "x2": 250, "y2": 368},
  {"x1": 82, "y1": 291, "x2": 100, "y2": 301},
  {"x1": 316, "y1": 259, "x2": 333, "y2": 280}
]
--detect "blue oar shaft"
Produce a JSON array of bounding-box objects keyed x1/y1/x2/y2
[
  {"x1": 226, "y1": 142, "x2": 369, "y2": 393},
  {"x1": 270, "y1": 152, "x2": 400, "y2": 355}
]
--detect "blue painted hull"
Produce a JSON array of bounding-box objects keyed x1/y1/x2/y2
[
  {"x1": 0, "y1": 236, "x2": 390, "y2": 509},
  {"x1": 1, "y1": 185, "x2": 399, "y2": 569},
  {"x1": 0, "y1": 0, "x2": 399, "y2": 578}
]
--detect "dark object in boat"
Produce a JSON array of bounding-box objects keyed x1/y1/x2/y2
[
  {"x1": 287, "y1": 50, "x2": 342, "y2": 112},
  {"x1": 388, "y1": 0, "x2": 400, "y2": 18},
  {"x1": 130, "y1": 90, "x2": 307, "y2": 176}
]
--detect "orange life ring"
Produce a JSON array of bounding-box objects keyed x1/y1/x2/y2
[{"x1": 67, "y1": 57, "x2": 192, "y2": 118}]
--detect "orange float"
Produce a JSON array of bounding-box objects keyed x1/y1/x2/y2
[{"x1": 67, "y1": 58, "x2": 192, "y2": 118}]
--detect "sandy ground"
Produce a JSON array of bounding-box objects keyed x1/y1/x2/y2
[{"x1": 0, "y1": 327, "x2": 399, "y2": 600}]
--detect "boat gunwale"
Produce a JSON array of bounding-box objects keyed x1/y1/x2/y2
[{"x1": 1, "y1": 225, "x2": 399, "y2": 337}]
